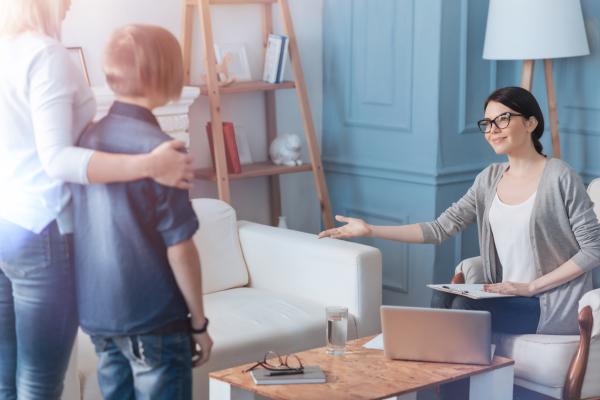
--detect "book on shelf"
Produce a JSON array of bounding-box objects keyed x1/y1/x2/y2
[
  {"x1": 206, "y1": 122, "x2": 242, "y2": 174},
  {"x1": 263, "y1": 34, "x2": 289, "y2": 84},
  {"x1": 250, "y1": 366, "x2": 326, "y2": 385},
  {"x1": 276, "y1": 35, "x2": 289, "y2": 83}
]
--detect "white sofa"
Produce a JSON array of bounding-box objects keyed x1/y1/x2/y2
[{"x1": 62, "y1": 198, "x2": 382, "y2": 400}]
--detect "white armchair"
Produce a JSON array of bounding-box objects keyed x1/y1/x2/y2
[
  {"x1": 451, "y1": 178, "x2": 600, "y2": 400},
  {"x1": 64, "y1": 198, "x2": 382, "y2": 400},
  {"x1": 453, "y1": 256, "x2": 599, "y2": 400}
]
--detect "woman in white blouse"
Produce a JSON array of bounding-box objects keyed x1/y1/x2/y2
[{"x1": 0, "y1": 1, "x2": 194, "y2": 398}]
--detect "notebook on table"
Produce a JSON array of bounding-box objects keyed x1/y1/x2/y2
[{"x1": 250, "y1": 366, "x2": 326, "y2": 385}]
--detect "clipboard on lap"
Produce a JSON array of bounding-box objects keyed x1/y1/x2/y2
[{"x1": 427, "y1": 284, "x2": 516, "y2": 300}]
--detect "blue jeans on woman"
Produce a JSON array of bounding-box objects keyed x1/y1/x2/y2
[
  {"x1": 0, "y1": 219, "x2": 78, "y2": 400},
  {"x1": 431, "y1": 290, "x2": 541, "y2": 334},
  {"x1": 91, "y1": 332, "x2": 193, "y2": 400}
]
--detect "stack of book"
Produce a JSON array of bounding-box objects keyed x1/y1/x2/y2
[{"x1": 262, "y1": 34, "x2": 289, "y2": 84}]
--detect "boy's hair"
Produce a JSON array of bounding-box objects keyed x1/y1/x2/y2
[
  {"x1": 103, "y1": 24, "x2": 183, "y2": 105},
  {"x1": 0, "y1": 0, "x2": 69, "y2": 38}
]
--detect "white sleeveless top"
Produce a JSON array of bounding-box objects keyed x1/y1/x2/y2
[{"x1": 488, "y1": 192, "x2": 538, "y2": 283}]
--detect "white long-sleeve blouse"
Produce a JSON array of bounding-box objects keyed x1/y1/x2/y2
[{"x1": 0, "y1": 32, "x2": 96, "y2": 233}]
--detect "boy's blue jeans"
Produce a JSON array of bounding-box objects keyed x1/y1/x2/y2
[
  {"x1": 0, "y1": 220, "x2": 78, "y2": 400},
  {"x1": 91, "y1": 332, "x2": 193, "y2": 400}
]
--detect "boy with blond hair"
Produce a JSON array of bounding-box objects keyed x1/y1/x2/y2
[{"x1": 72, "y1": 24, "x2": 212, "y2": 399}]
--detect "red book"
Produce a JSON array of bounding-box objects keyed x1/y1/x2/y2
[{"x1": 206, "y1": 122, "x2": 242, "y2": 174}]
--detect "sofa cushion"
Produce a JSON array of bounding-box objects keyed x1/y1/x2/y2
[
  {"x1": 494, "y1": 333, "x2": 578, "y2": 389},
  {"x1": 190, "y1": 199, "x2": 249, "y2": 294},
  {"x1": 203, "y1": 287, "x2": 357, "y2": 360},
  {"x1": 582, "y1": 338, "x2": 600, "y2": 399}
]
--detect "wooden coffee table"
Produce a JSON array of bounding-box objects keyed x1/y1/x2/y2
[{"x1": 209, "y1": 336, "x2": 514, "y2": 400}]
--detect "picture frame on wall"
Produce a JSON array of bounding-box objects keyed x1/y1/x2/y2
[
  {"x1": 67, "y1": 47, "x2": 91, "y2": 86},
  {"x1": 214, "y1": 43, "x2": 252, "y2": 82}
]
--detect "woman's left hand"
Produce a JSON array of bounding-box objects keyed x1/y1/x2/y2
[
  {"x1": 483, "y1": 282, "x2": 535, "y2": 297},
  {"x1": 148, "y1": 140, "x2": 194, "y2": 189}
]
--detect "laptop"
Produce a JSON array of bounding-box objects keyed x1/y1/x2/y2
[{"x1": 380, "y1": 305, "x2": 492, "y2": 365}]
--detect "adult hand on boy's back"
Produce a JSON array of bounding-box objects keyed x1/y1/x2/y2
[
  {"x1": 148, "y1": 140, "x2": 194, "y2": 189},
  {"x1": 192, "y1": 331, "x2": 213, "y2": 367}
]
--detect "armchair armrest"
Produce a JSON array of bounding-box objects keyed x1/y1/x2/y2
[
  {"x1": 453, "y1": 256, "x2": 485, "y2": 284},
  {"x1": 237, "y1": 221, "x2": 382, "y2": 338},
  {"x1": 564, "y1": 289, "x2": 600, "y2": 400},
  {"x1": 579, "y1": 288, "x2": 600, "y2": 339}
]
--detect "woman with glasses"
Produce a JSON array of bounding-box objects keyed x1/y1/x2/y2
[
  {"x1": 0, "y1": 0, "x2": 194, "y2": 398},
  {"x1": 319, "y1": 86, "x2": 600, "y2": 337}
]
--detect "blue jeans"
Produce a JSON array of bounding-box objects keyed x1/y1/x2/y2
[
  {"x1": 430, "y1": 290, "x2": 541, "y2": 334},
  {"x1": 91, "y1": 332, "x2": 193, "y2": 400},
  {"x1": 0, "y1": 219, "x2": 78, "y2": 400}
]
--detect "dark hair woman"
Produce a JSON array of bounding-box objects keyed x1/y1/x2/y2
[
  {"x1": 320, "y1": 85, "x2": 600, "y2": 334},
  {"x1": 483, "y1": 86, "x2": 546, "y2": 156},
  {"x1": 319, "y1": 86, "x2": 600, "y2": 397}
]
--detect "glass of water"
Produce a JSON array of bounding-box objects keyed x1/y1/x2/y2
[{"x1": 326, "y1": 306, "x2": 348, "y2": 355}]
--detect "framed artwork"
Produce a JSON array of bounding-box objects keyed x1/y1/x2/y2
[
  {"x1": 214, "y1": 43, "x2": 252, "y2": 82},
  {"x1": 67, "y1": 47, "x2": 91, "y2": 86}
]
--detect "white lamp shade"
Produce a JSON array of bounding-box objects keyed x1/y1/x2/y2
[{"x1": 483, "y1": 0, "x2": 590, "y2": 60}]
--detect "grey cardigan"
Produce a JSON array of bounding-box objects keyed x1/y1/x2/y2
[{"x1": 420, "y1": 159, "x2": 600, "y2": 334}]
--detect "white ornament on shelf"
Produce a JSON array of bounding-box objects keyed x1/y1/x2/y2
[{"x1": 269, "y1": 134, "x2": 303, "y2": 166}]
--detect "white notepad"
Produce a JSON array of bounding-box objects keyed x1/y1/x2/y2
[{"x1": 427, "y1": 284, "x2": 515, "y2": 299}]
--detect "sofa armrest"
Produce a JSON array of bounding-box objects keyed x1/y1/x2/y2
[
  {"x1": 580, "y1": 288, "x2": 600, "y2": 339},
  {"x1": 237, "y1": 221, "x2": 382, "y2": 338},
  {"x1": 454, "y1": 256, "x2": 485, "y2": 284}
]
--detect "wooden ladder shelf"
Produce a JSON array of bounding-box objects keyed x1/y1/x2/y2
[{"x1": 182, "y1": 0, "x2": 334, "y2": 229}]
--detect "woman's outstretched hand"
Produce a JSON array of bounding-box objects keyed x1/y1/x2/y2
[
  {"x1": 484, "y1": 282, "x2": 534, "y2": 297},
  {"x1": 318, "y1": 215, "x2": 372, "y2": 239},
  {"x1": 149, "y1": 140, "x2": 194, "y2": 189}
]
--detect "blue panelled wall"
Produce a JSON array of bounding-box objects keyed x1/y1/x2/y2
[{"x1": 323, "y1": 0, "x2": 600, "y2": 306}]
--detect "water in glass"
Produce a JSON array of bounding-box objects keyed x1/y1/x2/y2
[{"x1": 326, "y1": 306, "x2": 348, "y2": 355}]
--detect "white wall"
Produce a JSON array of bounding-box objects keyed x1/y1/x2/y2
[{"x1": 62, "y1": 0, "x2": 324, "y2": 233}]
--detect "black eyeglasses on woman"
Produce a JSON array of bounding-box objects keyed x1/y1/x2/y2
[{"x1": 477, "y1": 112, "x2": 524, "y2": 134}]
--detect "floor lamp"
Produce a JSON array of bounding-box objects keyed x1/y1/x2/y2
[{"x1": 483, "y1": 0, "x2": 589, "y2": 159}]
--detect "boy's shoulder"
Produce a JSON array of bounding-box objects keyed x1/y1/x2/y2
[{"x1": 80, "y1": 112, "x2": 170, "y2": 155}]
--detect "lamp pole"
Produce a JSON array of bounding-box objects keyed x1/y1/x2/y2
[
  {"x1": 521, "y1": 60, "x2": 535, "y2": 91},
  {"x1": 520, "y1": 59, "x2": 561, "y2": 159},
  {"x1": 543, "y1": 60, "x2": 561, "y2": 159}
]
